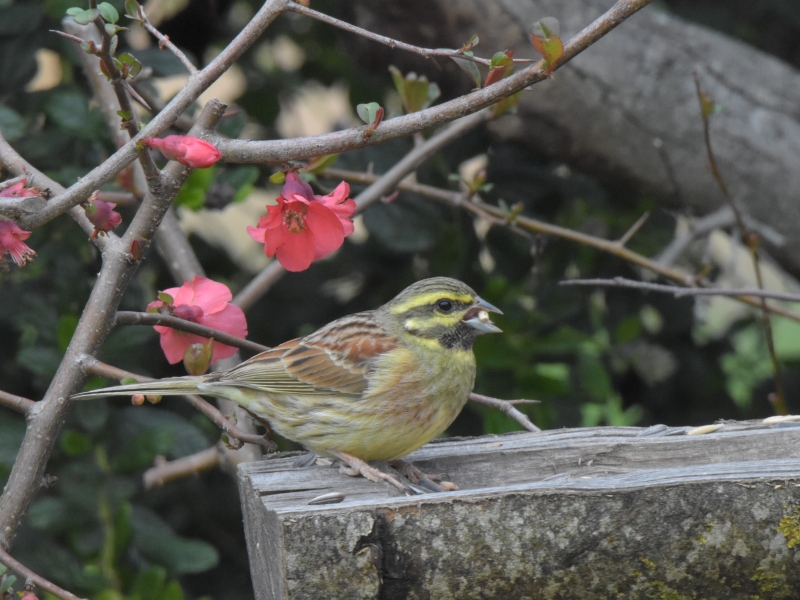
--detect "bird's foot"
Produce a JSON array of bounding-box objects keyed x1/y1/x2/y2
[
  {"x1": 330, "y1": 450, "x2": 416, "y2": 495},
  {"x1": 390, "y1": 459, "x2": 458, "y2": 493}
]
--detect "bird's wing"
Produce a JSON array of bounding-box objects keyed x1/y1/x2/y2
[{"x1": 214, "y1": 312, "x2": 399, "y2": 396}]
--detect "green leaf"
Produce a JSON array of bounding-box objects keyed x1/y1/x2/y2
[
  {"x1": 1, "y1": 575, "x2": 16, "y2": 593},
  {"x1": 98, "y1": 2, "x2": 119, "y2": 23},
  {"x1": 269, "y1": 171, "x2": 286, "y2": 184},
  {"x1": 162, "y1": 580, "x2": 184, "y2": 600},
  {"x1": 614, "y1": 315, "x2": 641, "y2": 344},
  {"x1": 111, "y1": 428, "x2": 174, "y2": 473},
  {"x1": 388, "y1": 66, "x2": 440, "y2": 113},
  {"x1": 117, "y1": 52, "x2": 143, "y2": 78},
  {"x1": 173, "y1": 166, "x2": 215, "y2": 210},
  {"x1": 216, "y1": 166, "x2": 259, "y2": 204},
  {"x1": 131, "y1": 507, "x2": 220, "y2": 575},
  {"x1": 158, "y1": 291, "x2": 174, "y2": 304},
  {"x1": 132, "y1": 566, "x2": 167, "y2": 600},
  {"x1": 125, "y1": 0, "x2": 142, "y2": 20},
  {"x1": 356, "y1": 102, "x2": 382, "y2": 126},
  {"x1": 70, "y1": 7, "x2": 99, "y2": 24},
  {"x1": 0, "y1": 104, "x2": 25, "y2": 142},
  {"x1": 56, "y1": 313, "x2": 79, "y2": 352},
  {"x1": 28, "y1": 497, "x2": 69, "y2": 530},
  {"x1": 60, "y1": 429, "x2": 92, "y2": 456},
  {"x1": 451, "y1": 55, "x2": 481, "y2": 89}
]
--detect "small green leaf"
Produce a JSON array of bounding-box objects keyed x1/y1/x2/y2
[
  {"x1": 98, "y1": 2, "x2": 119, "y2": 23},
  {"x1": 173, "y1": 166, "x2": 215, "y2": 210},
  {"x1": 460, "y1": 34, "x2": 479, "y2": 52},
  {"x1": 269, "y1": 171, "x2": 286, "y2": 184},
  {"x1": 158, "y1": 291, "x2": 174, "y2": 304},
  {"x1": 121, "y1": 377, "x2": 138, "y2": 385},
  {"x1": 56, "y1": 313, "x2": 79, "y2": 352},
  {"x1": 1, "y1": 575, "x2": 16, "y2": 593},
  {"x1": 530, "y1": 17, "x2": 563, "y2": 70},
  {"x1": 451, "y1": 55, "x2": 481, "y2": 89},
  {"x1": 71, "y1": 7, "x2": 100, "y2": 24},
  {"x1": 117, "y1": 52, "x2": 143, "y2": 78},
  {"x1": 60, "y1": 429, "x2": 92, "y2": 456},
  {"x1": 356, "y1": 102, "x2": 382, "y2": 126},
  {"x1": 117, "y1": 109, "x2": 132, "y2": 120},
  {"x1": 125, "y1": 0, "x2": 142, "y2": 20}
]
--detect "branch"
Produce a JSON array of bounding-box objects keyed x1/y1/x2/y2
[
  {"x1": 560, "y1": 277, "x2": 800, "y2": 303},
  {"x1": 286, "y1": 1, "x2": 530, "y2": 67},
  {"x1": 469, "y1": 393, "x2": 541, "y2": 433},
  {"x1": 0, "y1": 390, "x2": 36, "y2": 416},
  {"x1": 232, "y1": 260, "x2": 285, "y2": 312},
  {"x1": 0, "y1": 546, "x2": 86, "y2": 600},
  {"x1": 81, "y1": 358, "x2": 276, "y2": 451},
  {"x1": 0, "y1": 195, "x2": 46, "y2": 218},
  {"x1": 114, "y1": 311, "x2": 270, "y2": 354},
  {"x1": 218, "y1": 0, "x2": 657, "y2": 164},
  {"x1": 143, "y1": 444, "x2": 222, "y2": 489}
]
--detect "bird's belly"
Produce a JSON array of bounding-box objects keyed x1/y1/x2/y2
[{"x1": 239, "y1": 371, "x2": 473, "y2": 462}]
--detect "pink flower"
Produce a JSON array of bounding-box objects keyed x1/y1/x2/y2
[
  {"x1": 147, "y1": 276, "x2": 248, "y2": 365},
  {"x1": 247, "y1": 173, "x2": 356, "y2": 272},
  {"x1": 0, "y1": 218, "x2": 35, "y2": 267},
  {"x1": 0, "y1": 179, "x2": 40, "y2": 198},
  {"x1": 143, "y1": 135, "x2": 222, "y2": 169},
  {"x1": 84, "y1": 198, "x2": 122, "y2": 238}
]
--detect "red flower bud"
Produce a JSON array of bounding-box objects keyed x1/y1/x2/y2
[{"x1": 143, "y1": 135, "x2": 222, "y2": 169}]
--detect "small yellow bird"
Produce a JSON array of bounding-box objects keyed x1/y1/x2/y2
[{"x1": 72, "y1": 277, "x2": 502, "y2": 492}]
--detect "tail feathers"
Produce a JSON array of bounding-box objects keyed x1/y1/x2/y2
[{"x1": 72, "y1": 376, "x2": 204, "y2": 400}]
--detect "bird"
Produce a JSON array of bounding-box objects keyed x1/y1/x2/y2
[{"x1": 72, "y1": 277, "x2": 502, "y2": 493}]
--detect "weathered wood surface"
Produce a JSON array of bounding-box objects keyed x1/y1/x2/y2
[{"x1": 238, "y1": 421, "x2": 800, "y2": 599}]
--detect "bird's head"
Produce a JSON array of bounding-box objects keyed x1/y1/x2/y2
[{"x1": 380, "y1": 277, "x2": 502, "y2": 350}]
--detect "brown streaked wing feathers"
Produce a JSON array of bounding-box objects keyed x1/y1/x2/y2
[{"x1": 214, "y1": 312, "x2": 399, "y2": 396}]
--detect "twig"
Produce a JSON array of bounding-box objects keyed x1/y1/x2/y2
[
  {"x1": 96, "y1": 191, "x2": 137, "y2": 206},
  {"x1": 139, "y1": 20, "x2": 197, "y2": 74},
  {"x1": 81, "y1": 358, "x2": 276, "y2": 450},
  {"x1": 143, "y1": 444, "x2": 222, "y2": 489},
  {"x1": 114, "y1": 311, "x2": 270, "y2": 354},
  {"x1": 321, "y1": 169, "x2": 800, "y2": 325},
  {"x1": 286, "y1": 1, "x2": 530, "y2": 67},
  {"x1": 0, "y1": 390, "x2": 36, "y2": 416},
  {"x1": 0, "y1": 546, "x2": 86, "y2": 600},
  {"x1": 616, "y1": 212, "x2": 650, "y2": 247},
  {"x1": 469, "y1": 393, "x2": 541, "y2": 432},
  {"x1": 694, "y1": 72, "x2": 786, "y2": 414},
  {"x1": 560, "y1": 277, "x2": 800, "y2": 303}
]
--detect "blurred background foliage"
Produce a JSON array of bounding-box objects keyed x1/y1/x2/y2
[{"x1": 2, "y1": 0, "x2": 800, "y2": 599}]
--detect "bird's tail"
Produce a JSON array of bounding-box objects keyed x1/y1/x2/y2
[{"x1": 71, "y1": 376, "x2": 204, "y2": 400}]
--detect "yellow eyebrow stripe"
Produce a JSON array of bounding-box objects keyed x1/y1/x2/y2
[{"x1": 390, "y1": 291, "x2": 474, "y2": 314}]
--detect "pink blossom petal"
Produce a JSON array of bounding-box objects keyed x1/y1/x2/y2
[
  {"x1": 275, "y1": 227, "x2": 317, "y2": 271},
  {"x1": 247, "y1": 225, "x2": 266, "y2": 243},
  {"x1": 169, "y1": 283, "x2": 194, "y2": 306},
  {"x1": 305, "y1": 202, "x2": 345, "y2": 259},
  {"x1": 191, "y1": 276, "x2": 233, "y2": 314},
  {"x1": 282, "y1": 172, "x2": 315, "y2": 202}
]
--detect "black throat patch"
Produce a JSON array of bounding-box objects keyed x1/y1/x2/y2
[{"x1": 437, "y1": 321, "x2": 480, "y2": 350}]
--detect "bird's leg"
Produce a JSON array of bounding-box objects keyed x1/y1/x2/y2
[
  {"x1": 329, "y1": 450, "x2": 414, "y2": 495},
  {"x1": 390, "y1": 459, "x2": 458, "y2": 493}
]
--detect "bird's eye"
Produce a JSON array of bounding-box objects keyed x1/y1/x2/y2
[{"x1": 436, "y1": 299, "x2": 454, "y2": 313}]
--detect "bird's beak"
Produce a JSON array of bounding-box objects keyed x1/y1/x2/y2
[{"x1": 463, "y1": 296, "x2": 503, "y2": 334}]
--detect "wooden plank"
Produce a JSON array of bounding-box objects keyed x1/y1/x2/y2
[{"x1": 238, "y1": 421, "x2": 800, "y2": 599}]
